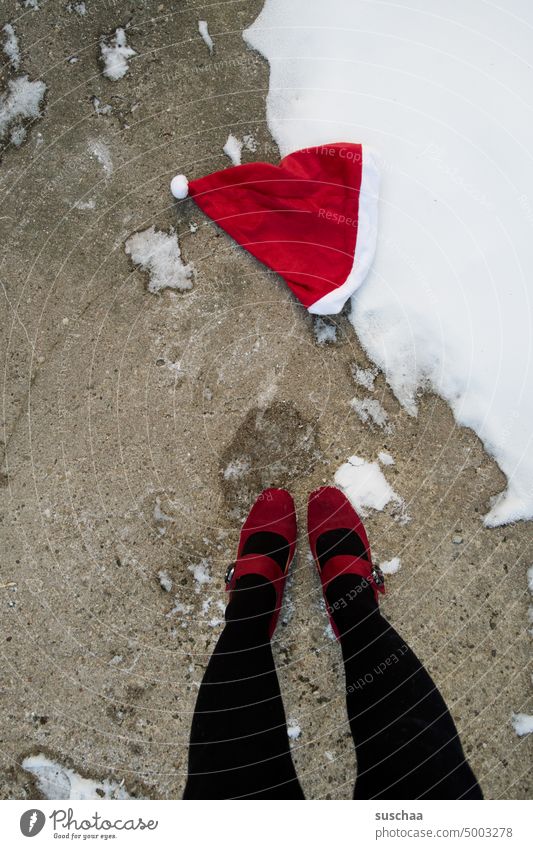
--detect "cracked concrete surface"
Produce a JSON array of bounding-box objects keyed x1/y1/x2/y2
[{"x1": 1, "y1": 0, "x2": 531, "y2": 799}]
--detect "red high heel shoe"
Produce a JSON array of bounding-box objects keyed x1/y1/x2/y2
[
  {"x1": 225, "y1": 488, "x2": 297, "y2": 639},
  {"x1": 307, "y1": 486, "x2": 385, "y2": 639}
]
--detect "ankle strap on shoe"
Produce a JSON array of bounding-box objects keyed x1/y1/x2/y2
[
  {"x1": 320, "y1": 554, "x2": 385, "y2": 595},
  {"x1": 225, "y1": 553, "x2": 284, "y2": 592}
]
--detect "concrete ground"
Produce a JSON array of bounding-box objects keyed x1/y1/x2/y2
[{"x1": 1, "y1": 0, "x2": 531, "y2": 800}]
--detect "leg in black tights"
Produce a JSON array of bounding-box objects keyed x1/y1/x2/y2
[
  {"x1": 325, "y1": 574, "x2": 483, "y2": 799},
  {"x1": 184, "y1": 574, "x2": 304, "y2": 799}
]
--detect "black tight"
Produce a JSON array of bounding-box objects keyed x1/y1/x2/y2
[{"x1": 184, "y1": 574, "x2": 482, "y2": 800}]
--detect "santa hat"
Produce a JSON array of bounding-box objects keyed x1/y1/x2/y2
[{"x1": 170, "y1": 143, "x2": 379, "y2": 315}]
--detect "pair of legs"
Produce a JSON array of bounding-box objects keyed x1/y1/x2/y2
[{"x1": 184, "y1": 489, "x2": 482, "y2": 799}]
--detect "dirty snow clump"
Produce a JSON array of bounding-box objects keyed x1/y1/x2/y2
[
  {"x1": 380, "y1": 557, "x2": 401, "y2": 575},
  {"x1": 287, "y1": 719, "x2": 302, "y2": 741},
  {"x1": 352, "y1": 364, "x2": 377, "y2": 391},
  {"x1": 158, "y1": 570, "x2": 173, "y2": 592},
  {"x1": 188, "y1": 559, "x2": 212, "y2": 591},
  {"x1": 125, "y1": 226, "x2": 194, "y2": 294},
  {"x1": 222, "y1": 132, "x2": 258, "y2": 165},
  {"x1": 223, "y1": 133, "x2": 243, "y2": 165},
  {"x1": 350, "y1": 397, "x2": 390, "y2": 431},
  {"x1": 100, "y1": 28, "x2": 136, "y2": 81},
  {"x1": 22, "y1": 754, "x2": 130, "y2": 800},
  {"x1": 91, "y1": 95, "x2": 112, "y2": 116},
  {"x1": 0, "y1": 75, "x2": 46, "y2": 146},
  {"x1": 67, "y1": 2, "x2": 87, "y2": 14},
  {"x1": 314, "y1": 317, "x2": 337, "y2": 345},
  {"x1": 511, "y1": 713, "x2": 533, "y2": 737},
  {"x1": 198, "y1": 20, "x2": 214, "y2": 53},
  {"x1": 242, "y1": 133, "x2": 258, "y2": 152},
  {"x1": 2, "y1": 24, "x2": 20, "y2": 70},
  {"x1": 378, "y1": 450, "x2": 394, "y2": 466},
  {"x1": 335, "y1": 455, "x2": 406, "y2": 518}
]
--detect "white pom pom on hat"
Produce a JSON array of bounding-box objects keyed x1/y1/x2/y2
[{"x1": 170, "y1": 174, "x2": 189, "y2": 199}]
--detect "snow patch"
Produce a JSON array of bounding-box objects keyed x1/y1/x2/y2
[
  {"x1": 188, "y1": 559, "x2": 211, "y2": 591},
  {"x1": 314, "y1": 317, "x2": 337, "y2": 345},
  {"x1": 167, "y1": 598, "x2": 191, "y2": 618},
  {"x1": 100, "y1": 28, "x2": 136, "y2": 81},
  {"x1": 352, "y1": 365, "x2": 377, "y2": 391},
  {"x1": 223, "y1": 133, "x2": 243, "y2": 166},
  {"x1": 198, "y1": 20, "x2": 214, "y2": 53},
  {"x1": 350, "y1": 397, "x2": 390, "y2": 431},
  {"x1": 335, "y1": 455, "x2": 407, "y2": 520},
  {"x1": 511, "y1": 713, "x2": 533, "y2": 737},
  {"x1": 2, "y1": 24, "x2": 20, "y2": 70},
  {"x1": 0, "y1": 75, "x2": 46, "y2": 144},
  {"x1": 22, "y1": 754, "x2": 130, "y2": 800},
  {"x1": 242, "y1": 133, "x2": 258, "y2": 153},
  {"x1": 158, "y1": 570, "x2": 173, "y2": 592},
  {"x1": 287, "y1": 719, "x2": 301, "y2": 741},
  {"x1": 125, "y1": 226, "x2": 194, "y2": 294},
  {"x1": 91, "y1": 95, "x2": 112, "y2": 116},
  {"x1": 380, "y1": 557, "x2": 401, "y2": 575},
  {"x1": 244, "y1": 0, "x2": 533, "y2": 527},
  {"x1": 378, "y1": 451, "x2": 394, "y2": 466}
]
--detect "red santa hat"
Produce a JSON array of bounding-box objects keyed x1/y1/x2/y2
[{"x1": 170, "y1": 142, "x2": 379, "y2": 315}]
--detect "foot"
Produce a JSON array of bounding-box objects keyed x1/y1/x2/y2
[
  {"x1": 307, "y1": 486, "x2": 384, "y2": 639},
  {"x1": 225, "y1": 488, "x2": 297, "y2": 639}
]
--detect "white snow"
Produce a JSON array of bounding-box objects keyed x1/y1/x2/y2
[
  {"x1": 378, "y1": 451, "x2": 395, "y2": 466},
  {"x1": 350, "y1": 397, "x2": 390, "y2": 431},
  {"x1": 158, "y1": 570, "x2": 173, "y2": 592},
  {"x1": 88, "y1": 139, "x2": 113, "y2": 177},
  {"x1": 314, "y1": 317, "x2": 337, "y2": 345},
  {"x1": 244, "y1": 1, "x2": 533, "y2": 527},
  {"x1": 511, "y1": 713, "x2": 533, "y2": 737},
  {"x1": 22, "y1": 754, "x2": 130, "y2": 800},
  {"x1": 380, "y1": 557, "x2": 401, "y2": 575},
  {"x1": 2, "y1": 24, "x2": 20, "y2": 70},
  {"x1": 353, "y1": 365, "x2": 377, "y2": 392},
  {"x1": 0, "y1": 75, "x2": 46, "y2": 143},
  {"x1": 223, "y1": 133, "x2": 243, "y2": 166},
  {"x1": 100, "y1": 28, "x2": 136, "y2": 81},
  {"x1": 287, "y1": 719, "x2": 301, "y2": 741},
  {"x1": 125, "y1": 226, "x2": 194, "y2": 294},
  {"x1": 198, "y1": 20, "x2": 214, "y2": 54},
  {"x1": 188, "y1": 559, "x2": 212, "y2": 590},
  {"x1": 527, "y1": 565, "x2": 533, "y2": 595},
  {"x1": 335, "y1": 454, "x2": 406, "y2": 518}
]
